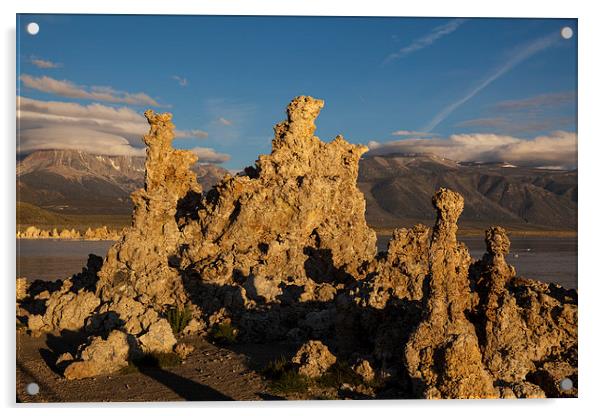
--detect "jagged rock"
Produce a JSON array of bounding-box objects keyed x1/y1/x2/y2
[
  {"x1": 472, "y1": 227, "x2": 533, "y2": 382},
  {"x1": 138, "y1": 319, "x2": 177, "y2": 353},
  {"x1": 181, "y1": 318, "x2": 206, "y2": 336},
  {"x1": 180, "y1": 96, "x2": 376, "y2": 298},
  {"x1": 97, "y1": 110, "x2": 201, "y2": 308},
  {"x1": 405, "y1": 189, "x2": 497, "y2": 399},
  {"x1": 64, "y1": 330, "x2": 130, "y2": 380},
  {"x1": 292, "y1": 340, "x2": 337, "y2": 378},
  {"x1": 470, "y1": 227, "x2": 577, "y2": 393},
  {"x1": 27, "y1": 279, "x2": 100, "y2": 334},
  {"x1": 16, "y1": 278, "x2": 28, "y2": 302},
  {"x1": 511, "y1": 382, "x2": 546, "y2": 399},
  {"x1": 17, "y1": 225, "x2": 120, "y2": 240},
  {"x1": 352, "y1": 359, "x2": 375, "y2": 383},
  {"x1": 15, "y1": 96, "x2": 577, "y2": 395},
  {"x1": 530, "y1": 361, "x2": 577, "y2": 397},
  {"x1": 174, "y1": 342, "x2": 195, "y2": 359}
]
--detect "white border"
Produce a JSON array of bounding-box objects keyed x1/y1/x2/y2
[{"x1": 2, "y1": 1, "x2": 601, "y2": 415}]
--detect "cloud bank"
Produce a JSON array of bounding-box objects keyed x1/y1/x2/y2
[
  {"x1": 17, "y1": 97, "x2": 224, "y2": 163},
  {"x1": 20, "y1": 74, "x2": 163, "y2": 107},
  {"x1": 367, "y1": 131, "x2": 577, "y2": 169}
]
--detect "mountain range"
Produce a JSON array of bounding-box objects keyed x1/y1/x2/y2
[
  {"x1": 17, "y1": 149, "x2": 228, "y2": 215},
  {"x1": 16, "y1": 149, "x2": 577, "y2": 230}
]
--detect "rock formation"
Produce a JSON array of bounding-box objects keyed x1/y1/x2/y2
[
  {"x1": 63, "y1": 330, "x2": 131, "y2": 380},
  {"x1": 16, "y1": 96, "x2": 577, "y2": 398},
  {"x1": 404, "y1": 189, "x2": 497, "y2": 399},
  {"x1": 179, "y1": 96, "x2": 376, "y2": 297},
  {"x1": 292, "y1": 340, "x2": 337, "y2": 378},
  {"x1": 17, "y1": 225, "x2": 122, "y2": 240},
  {"x1": 470, "y1": 226, "x2": 578, "y2": 397},
  {"x1": 97, "y1": 110, "x2": 201, "y2": 308}
]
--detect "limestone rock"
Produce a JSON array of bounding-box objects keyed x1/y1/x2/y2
[
  {"x1": 352, "y1": 359, "x2": 375, "y2": 383},
  {"x1": 405, "y1": 189, "x2": 497, "y2": 399},
  {"x1": 15, "y1": 96, "x2": 577, "y2": 393},
  {"x1": 138, "y1": 319, "x2": 177, "y2": 353},
  {"x1": 16, "y1": 278, "x2": 28, "y2": 302},
  {"x1": 180, "y1": 96, "x2": 376, "y2": 299},
  {"x1": 181, "y1": 318, "x2": 206, "y2": 336},
  {"x1": 64, "y1": 330, "x2": 130, "y2": 379},
  {"x1": 97, "y1": 109, "x2": 201, "y2": 308},
  {"x1": 292, "y1": 340, "x2": 337, "y2": 378},
  {"x1": 174, "y1": 342, "x2": 195, "y2": 359},
  {"x1": 26, "y1": 279, "x2": 100, "y2": 333}
]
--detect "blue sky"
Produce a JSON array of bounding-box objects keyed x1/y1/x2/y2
[{"x1": 17, "y1": 15, "x2": 577, "y2": 170}]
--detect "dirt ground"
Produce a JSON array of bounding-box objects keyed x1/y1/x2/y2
[{"x1": 16, "y1": 331, "x2": 294, "y2": 402}]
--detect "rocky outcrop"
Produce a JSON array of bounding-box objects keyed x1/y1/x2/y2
[
  {"x1": 63, "y1": 330, "x2": 131, "y2": 380},
  {"x1": 180, "y1": 96, "x2": 376, "y2": 297},
  {"x1": 470, "y1": 226, "x2": 578, "y2": 397},
  {"x1": 404, "y1": 189, "x2": 497, "y2": 399},
  {"x1": 292, "y1": 340, "x2": 337, "y2": 378},
  {"x1": 16, "y1": 96, "x2": 577, "y2": 396},
  {"x1": 17, "y1": 225, "x2": 122, "y2": 240},
  {"x1": 24, "y1": 279, "x2": 100, "y2": 335},
  {"x1": 97, "y1": 110, "x2": 201, "y2": 309}
]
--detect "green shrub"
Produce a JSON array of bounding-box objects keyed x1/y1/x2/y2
[
  {"x1": 209, "y1": 321, "x2": 239, "y2": 345},
  {"x1": 270, "y1": 369, "x2": 310, "y2": 394},
  {"x1": 316, "y1": 361, "x2": 363, "y2": 389},
  {"x1": 262, "y1": 356, "x2": 310, "y2": 394},
  {"x1": 165, "y1": 306, "x2": 192, "y2": 335},
  {"x1": 261, "y1": 356, "x2": 289, "y2": 379}
]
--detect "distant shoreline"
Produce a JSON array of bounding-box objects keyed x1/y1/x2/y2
[{"x1": 374, "y1": 227, "x2": 577, "y2": 238}]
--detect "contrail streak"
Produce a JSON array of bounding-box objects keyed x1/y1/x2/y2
[
  {"x1": 423, "y1": 31, "x2": 560, "y2": 133},
  {"x1": 384, "y1": 19, "x2": 467, "y2": 64}
]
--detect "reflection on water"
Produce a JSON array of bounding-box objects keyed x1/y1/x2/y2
[{"x1": 17, "y1": 236, "x2": 578, "y2": 290}]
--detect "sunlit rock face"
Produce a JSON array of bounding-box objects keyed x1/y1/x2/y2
[
  {"x1": 16, "y1": 97, "x2": 577, "y2": 396},
  {"x1": 180, "y1": 96, "x2": 377, "y2": 294}
]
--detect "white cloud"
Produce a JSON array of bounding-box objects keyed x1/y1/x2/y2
[
  {"x1": 17, "y1": 97, "x2": 220, "y2": 159},
  {"x1": 384, "y1": 19, "x2": 467, "y2": 63},
  {"x1": 218, "y1": 117, "x2": 233, "y2": 126},
  {"x1": 367, "y1": 131, "x2": 577, "y2": 169},
  {"x1": 30, "y1": 57, "x2": 62, "y2": 69},
  {"x1": 18, "y1": 126, "x2": 145, "y2": 156},
  {"x1": 172, "y1": 75, "x2": 188, "y2": 87},
  {"x1": 189, "y1": 147, "x2": 231, "y2": 163},
  {"x1": 175, "y1": 129, "x2": 209, "y2": 139},
  {"x1": 20, "y1": 74, "x2": 162, "y2": 106},
  {"x1": 391, "y1": 130, "x2": 437, "y2": 137}
]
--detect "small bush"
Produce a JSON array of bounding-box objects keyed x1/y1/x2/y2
[
  {"x1": 316, "y1": 361, "x2": 363, "y2": 389},
  {"x1": 270, "y1": 369, "x2": 310, "y2": 394},
  {"x1": 165, "y1": 306, "x2": 192, "y2": 335},
  {"x1": 209, "y1": 322, "x2": 238, "y2": 345},
  {"x1": 261, "y1": 356, "x2": 289, "y2": 379},
  {"x1": 262, "y1": 356, "x2": 310, "y2": 394}
]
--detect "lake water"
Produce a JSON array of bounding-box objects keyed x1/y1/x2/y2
[
  {"x1": 17, "y1": 239, "x2": 115, "y2": 282},
  {"x1": 376, "y1": 235, "x2": 577, "y2": 290},
  {"x1": 16, "y1": 237, "x2": 577, "y2": 290}
]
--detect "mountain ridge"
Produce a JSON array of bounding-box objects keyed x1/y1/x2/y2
[{"x1": 16, "y1": 149, "x2": 577, "y2": 230}]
